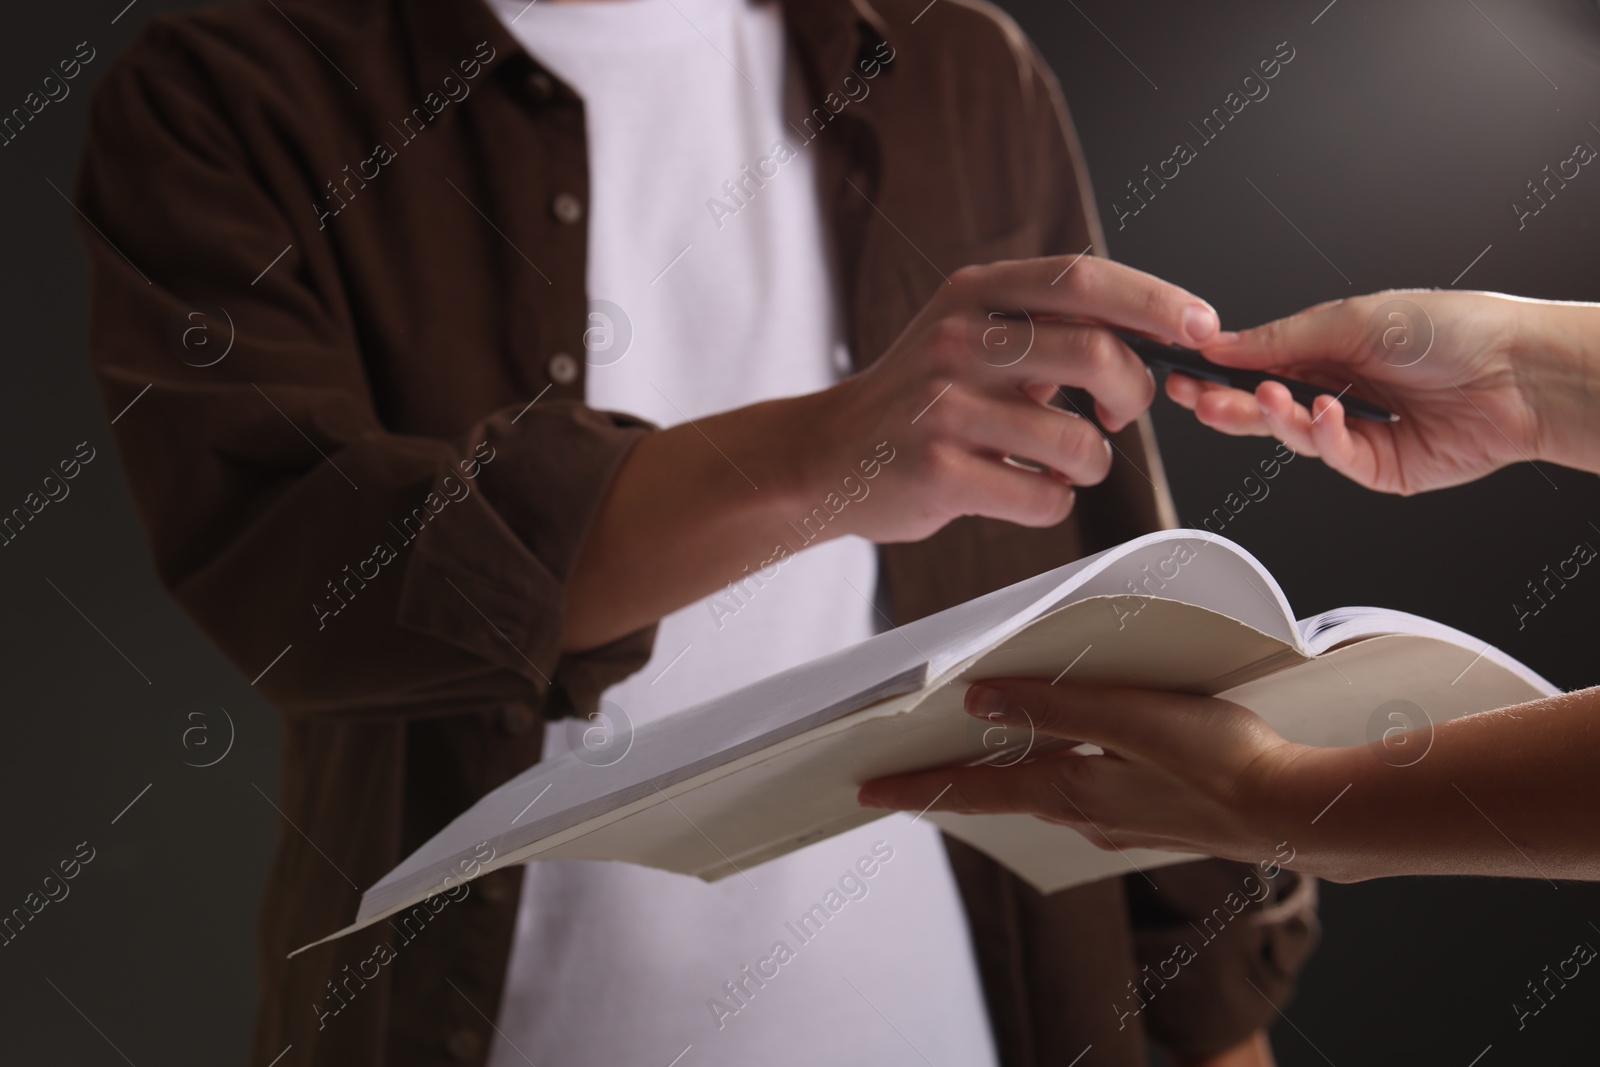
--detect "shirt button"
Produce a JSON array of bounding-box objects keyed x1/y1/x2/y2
[
  {"x1": 551, "y1": 193, "x2": 584, "y2": 225},
  {"x1": 446, "y1": 1028, "x2": 484, "y2": 1062},
  {"x1": 527, "y1": 70, "x2": 555, "y2": 101},
  {"x1": 500, "y1": 703, "x2": 538, "y2": 735},
  {"x1": 546, "y1": 352, "x2": 580, "y2": 386}
]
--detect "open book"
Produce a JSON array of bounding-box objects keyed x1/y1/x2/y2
[{"x1": 296, "y1": 529, "x2": 1556, "y2": 954}]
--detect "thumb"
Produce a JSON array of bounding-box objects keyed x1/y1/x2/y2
[{"x1": 1201, "y1": 298, "x2": 1368, "y2": 374}]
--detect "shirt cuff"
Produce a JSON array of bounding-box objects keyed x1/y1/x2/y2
[{"x1": 396, "y1": 400, "x2": 657, "y2": 709}]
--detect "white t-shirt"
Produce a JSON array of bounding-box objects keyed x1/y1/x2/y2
[{"x1": 484, "y1": 1, "x2": 998, "y2": 1065}]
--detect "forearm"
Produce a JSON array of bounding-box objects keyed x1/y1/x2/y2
[
  {"x1": 563, "y1": 390, "x2": 837, "y2": 651},
  {"x1": 1274, "y1": 686, "x2": 1600, "y2": 883},
  {"x1": 1514, "y1": 298, "x2": 1600, "y2": 476}
]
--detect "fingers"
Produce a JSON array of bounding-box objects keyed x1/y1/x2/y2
[
  {"x1": 958, "y1": 255, "x2": 1221, "y2": 349},
  {"x1": 1200, "y1": 298, "x2": 1363, "y2": 373},
  {"x1": 964, "y1": 680, "x2": 1164, "y2": 753},
  {"x1": 1170, "y1": 374, "x2": 1390, "y2": 491},
  {"x1": 962, "y1": 680, "x2": 1275, "y2": 772},
  {"x1": 1163, "y1": 370, "x2": 1205, "y2": 411},
  {"x1": 963, "y1": 398, "x2": 1113, "y2": 486},
  {"x1": 1026, "y1": 324, "x2": 1157, "y2": 432},
  {"x1": 857, "y1": 762, "x2": 1207, "y2": 856},
  {"x1": 934, "y1": 445, "x2": 1079, "y2": 527},
  {"x1": 1254, "y1": 380, "x2": 1324, "y2": 456},
  {"x1": 1258, "y1": 382, "x2": 1386, "y2": 486},
  {"x1": 857, "y1": 681, "x2": 1171, "y2": 818},
  {"x1": 966, "y1": 319, "x2": 1159, "y2": 433},
  {"x1": 857, "y1": 762, "x2": 1063, "y2": 818},
  {"x1": 918, "y1": 344, "x2": 1137, "y2": 486},
  {"x1": 1167, "y1": 374, "x2": 1275, "y2": 437}
]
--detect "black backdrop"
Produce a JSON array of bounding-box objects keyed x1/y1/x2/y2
[{"x1": 1, "y1": 1, "x2": 1597, "y2": 1064}]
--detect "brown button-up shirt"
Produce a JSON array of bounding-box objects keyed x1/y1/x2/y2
[{"x1": 76, "y1": 0, "x2": 1318, "y2": 1064}]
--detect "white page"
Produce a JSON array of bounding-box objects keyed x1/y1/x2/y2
[
  {"x1": 1299, "y1": 606, "x2": 1557, "y2": 691},
  {"x1": 1067, "y1": 531, "x2": 1300, "y2": 646}
]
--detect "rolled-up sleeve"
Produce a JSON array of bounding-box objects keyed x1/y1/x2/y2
[{"x1": 76, "y1": 26, "x2": 655, "y2": 720}]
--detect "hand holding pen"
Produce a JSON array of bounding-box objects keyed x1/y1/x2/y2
[
  {"x1": 1121, "y1": 334, "x2": 1398, "y2": 424},
  {"x1": 1159, "y1": 290, "x2": 1585, "y2": 495}
]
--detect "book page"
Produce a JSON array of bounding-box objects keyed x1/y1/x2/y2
[
  {"x1": 1066, "y1": 531, "x2": 1300, "y2": 646},
  {"x1": 1299, "y1": 606, "x2": 1558, "y2": 692}
]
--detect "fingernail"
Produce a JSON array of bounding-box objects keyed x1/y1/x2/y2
[
  {"x1": 1210, "y1": 329, "x2": 1241, "y2": 345},
  {"x1": 857, "y1": 786, "x2": 886, "y2": 809},
  {"x1": 1183, "y1": 305, "x2": 1219, "y2": 345},
  {"x1": 965, "y1": 683, "x2": 1011, "y2": 720}
]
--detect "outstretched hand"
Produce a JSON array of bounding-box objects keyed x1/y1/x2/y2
[{"x1": 1167, "y1": 290, "x2": 1547, "y2": 494}]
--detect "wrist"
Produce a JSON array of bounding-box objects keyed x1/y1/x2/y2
[
  {"x1": 1247, "y1": 740, "x2": 1348, "y2": 876},
  {"x1": 773, "y1": 378, "x2": 887, "y2": 541},
  {"x1": 734, "y1": 388, "x2": 850, "y2": 529},
  {"x1": 1510, "y1": 300, "x2": 1600, "y2": 473}
]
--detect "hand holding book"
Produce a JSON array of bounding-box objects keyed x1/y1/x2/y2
[
  {"x1": 858, "y1": 679, "x2": 1289, "y2": 863},
  {"x1": 859, "y1": 675, "x2": 1600, "y2": 884}
]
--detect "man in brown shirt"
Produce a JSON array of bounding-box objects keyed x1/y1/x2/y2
[{"x1": 76, "y1": 0, "x2": 1318, "y2": 1064}]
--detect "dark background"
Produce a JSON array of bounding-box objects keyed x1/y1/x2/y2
[{"x1": 1, "y1": 0, "x2": 1597, "y2": 1064}]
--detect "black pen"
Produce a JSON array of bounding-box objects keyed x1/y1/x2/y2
[{"x1": 1120, "y1": 333, "x2": 1399, "y2": 424}]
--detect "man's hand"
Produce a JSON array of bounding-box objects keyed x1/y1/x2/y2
[
  {"x1": 809, "y1": 254, "x2": 1221, "y2": 543},
  {"x1": 1166, "y1": 289, "x2": 1573, "y2": 495},
  {"x1": 565, "y1": 254, "x2": 1220, "y2": 650}
]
